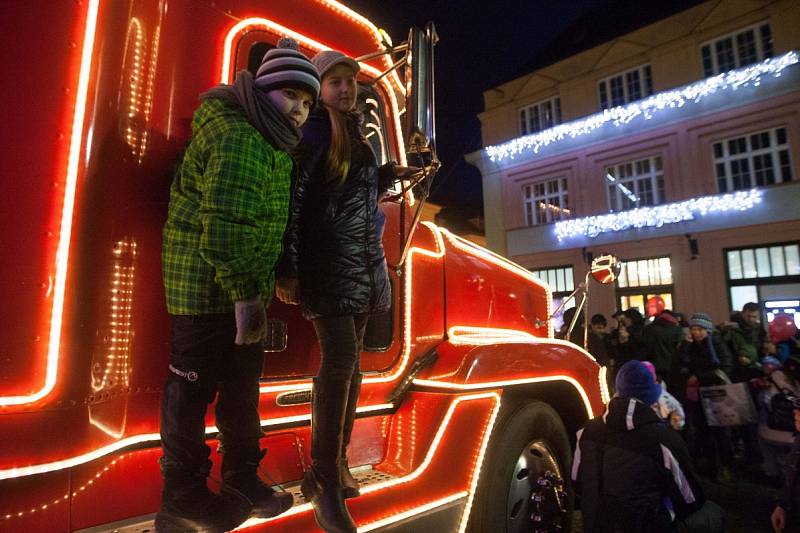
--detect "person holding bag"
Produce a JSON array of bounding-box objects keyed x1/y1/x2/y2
[{"x1": 275, "y1": 50, "x2": 415, "y2": 533}]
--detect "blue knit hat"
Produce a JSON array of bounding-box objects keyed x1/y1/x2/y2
[
  {"x1": 689, "y1": 312, "x2": 713, "y2": 332},
  {"x1": 615, "y1": 360, "x2": 662, "y2": 406}
]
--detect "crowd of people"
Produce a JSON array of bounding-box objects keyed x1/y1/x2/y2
[{"x1": 563, "y1": 302, "x2": 800, "y2": 531}]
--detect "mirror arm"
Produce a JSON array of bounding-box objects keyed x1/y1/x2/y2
[
  {"x1": 369, "y1": 57, "x2": 407, "y2": 88},
  {"x1": 354, "y1": 43, "x2": 409, "y2": 63}
]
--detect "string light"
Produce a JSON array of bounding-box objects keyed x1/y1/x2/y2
[
  {"x1": 486, "y1": 51, "x2": 799, "y2": 163},
  {"x1": 554, "y1": 188, "x2": 762, "y2": 240},
  {"x1": 0, "y1": 0, "x2": 100, "y2": 407},
  {"x1": 2, "y1": 454, "x2": 131, "y2": 523}
]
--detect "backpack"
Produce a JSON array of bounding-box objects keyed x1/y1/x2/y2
[{"x1": 767, "y1": 376, "x2": 798, "y2": 432}]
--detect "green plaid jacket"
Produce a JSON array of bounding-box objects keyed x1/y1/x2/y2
[{"x1": 162, "y1": 98, "x2": 292, "y2": 314}]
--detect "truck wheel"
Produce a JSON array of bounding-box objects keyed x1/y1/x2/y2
[{"x1": 468, "y1": 400, "x2": 573, "y2": 533}]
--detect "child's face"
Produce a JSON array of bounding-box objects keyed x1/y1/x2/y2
[
  {"x1": 320, "y1": 64, "x2": 357, "y2": 113},
  {"x1": 690, "y1": 326, "x2": 708, "y2": 342},
  {"x1": 266, "y1": 88, "x2": 314, "y2": 128},
  {"x1": 591, "y1": 323, "x2": 606, "y2": 335}
]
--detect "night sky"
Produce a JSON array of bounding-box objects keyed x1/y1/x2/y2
[
  {"x1": 341, "y1": 0, "x2": 703, "y2": 217},
  {"x1": 341, "y1": 0, "x2": 612, "y2": 213}
]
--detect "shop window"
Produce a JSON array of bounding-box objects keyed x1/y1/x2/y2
[
  {"x1": 701, "y1": 22, "x2": 773, "y2": 77},
  {"x1": 725, "y1": 242, "x2": 800, "y2": 317},
  {"x1": 616, "y1": 256, "x2": 674, "y2": 315},
  {"x1": 532, "y1": 266, "x2": 575, "y2": 330}
]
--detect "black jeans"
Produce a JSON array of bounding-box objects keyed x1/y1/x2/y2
[
  {"x1": 160, "y1": 313, "x2": 265, "y2": 474},
  {"x1": 312, "y1": 315, "x2": 368, "y2": 381}
]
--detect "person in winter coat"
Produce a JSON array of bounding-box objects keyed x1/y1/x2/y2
[
  {"x1": 723, "y1": 302, "x2": 768, "y2": 382},
  {"x1": 158, "y1": 39, "x2": 319, "y2": 531},
  {"x1": 275, "y1": 50, "x2": 415, "y2": 533},
  {"x1": 673, "y1": 312, "x2": 735, "y2": 482},
  {"x1": 611, "y1": 307, "x2": 647, "y2": 367},
  {"x1": 643, "y1": 309, "x2": 684, "y2": 387},
  {"x1": 573, "y1": 360, "x2": 723, "y2": 532},
  {"x1": 772, "y1": 406, "x2": 800, "y2": 532}
]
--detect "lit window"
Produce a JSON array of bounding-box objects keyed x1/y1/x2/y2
[
  {"x1": 598, "y1": 65, "x2": 653, "y2": 110},
  {"x1": 523, "y1": 178, "x2": 571, "y2": 225},
  {"x1": 605, "y1": 156, "x2": 665, "y2": 211},
  {"x1": 726, "y1": 244, "x2": 800, "y2": 280},
  {"x1": 616, "y1": 257, "x2": 674, "y2": 315},
  {"x1": 519, "y1": 96, "x2": 562, "y2": 135},
  {"x1": 532, "y1": 266, "x2": 575, "y2": 293},
  {"x1": 701, "y1": 22, "x2": 773, "y2": 77},
  {"x1": 713, "y1": 127, "x2": 792, "y2": 192}
]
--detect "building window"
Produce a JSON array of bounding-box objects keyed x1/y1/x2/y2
[
  {"x1": 701, "y1": 22, "x2": 773, "y2": 77},
  {"x1": 726, "y1": 244, "x2": 800, "y2": 280},
  {"x1": 532, "y1": 266, "x2": 575, "y2": 329},
  {"x1": 605, "y1": 156, "x2": 664, "y2": 212},
  {"x1": 598, "y1": 65, "x2": 653, "y2": 110},
  {"x1": 616, "y1": 256, "x2": 674, "y2": 315},
  {"x1": 519, "y1": 96, "x2": 562, "y2": 135},
  {"x1": 725, "y1": 242, "x2": 800, "y2": 317},
  {"x1": 713, "y1": 127, "x2": 792, "y2": 192},
  {"x1": 523, "y1": 178, "x2": 571, "y2": 225}
]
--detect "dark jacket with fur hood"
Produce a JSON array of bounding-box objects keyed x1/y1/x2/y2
[{"x1": 278, "y1": 107, "x2": 392, "y2": 320}]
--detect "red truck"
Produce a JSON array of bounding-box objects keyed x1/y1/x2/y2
[{"x1": 0, "y1": 1, "x2": 609, "y2": 531}]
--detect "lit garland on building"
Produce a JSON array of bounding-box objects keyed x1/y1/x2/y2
[
  {"x1": 485, "y1": 51, "x2": 799, "y2": 163},
  {"x1": 553, "y1": 189, "x2": 762, "y2": 240}
]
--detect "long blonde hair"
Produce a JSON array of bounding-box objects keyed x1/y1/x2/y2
[{"x1": 324, "y1": 106, "x2": 351, "y2": 184}]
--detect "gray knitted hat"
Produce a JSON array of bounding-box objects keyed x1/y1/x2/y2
[
  {"x1": 689, "y1": 312, "x2": 713, "y2": 332},
  {"x1": 255, "y1": 38, "x2": 320, "y2": 100},
  {"x1": 312, "y1": 49, "x2": 360, "y2": 79}
]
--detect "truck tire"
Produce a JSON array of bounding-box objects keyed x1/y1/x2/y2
[{"x1": 467, "y1": 400, "x2": 573, "y2": 533}]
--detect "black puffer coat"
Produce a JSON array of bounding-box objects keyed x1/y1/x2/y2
[
  {"x1": 278, "y1": 107, "x2": 392, "y2": 320},
  {"x1": 573, "y1": 397, "x2": 706, "y2": 532}
]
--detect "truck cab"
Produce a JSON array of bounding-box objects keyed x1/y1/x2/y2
[{"x1": 0, "y1": 1, "x2": 607, "y2": 531}]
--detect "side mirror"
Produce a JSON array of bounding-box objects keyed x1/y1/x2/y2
[
  {"x1": 404, "y1": 23, "x2": 438, "y2": 166},
  {"x1": 590, "y1": 254, "x2": 622, "y2": 285}
]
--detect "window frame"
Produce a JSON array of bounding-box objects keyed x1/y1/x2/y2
[
  {"x1": 522, "y1": 177, "x2": 571, "y2": 226},
  {"x1": 700, "y1": 21, "x2": 773, "y2": 77},
  {"x1": 712, "y1": 126, "x2": 792, "y2": 192},
  {"x1": 605, "y1": 155, "x2": 665, "y2": 212},
  {"x1": 723, "y1": 241, "x2": 800, "y2": 315},
  {"x1": 519, "y1": 95, "x2": 562, "y2": 135},
  {"x1": 598, "y1": 64, "x2": 653, "y2": 110},
  {"x1": 615, "y1": 256, "x2": 675, "y2": 315}
]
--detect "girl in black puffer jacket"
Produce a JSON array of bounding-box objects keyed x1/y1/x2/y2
[{"x1": 276, "y1": 50, "x2": 413, "y2": 533}]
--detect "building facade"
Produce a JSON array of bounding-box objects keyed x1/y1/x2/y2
[{"x1": 468, "y1": 0, "x2": 800, "y2": 326}]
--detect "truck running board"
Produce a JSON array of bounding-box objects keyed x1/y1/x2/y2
[{"x1": 73, "y1": 466, "x2": 397, "y2": 533}]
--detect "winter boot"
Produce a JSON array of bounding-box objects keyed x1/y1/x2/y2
[
  {"x1": 301, "y1": 376, "x2": 357, "y2": 533},
  {"x1": 340, "y1": 372, "x2": 362, "y2": 499},
  {"x1": 155, "y1": 468, "x2": 249, "y2": 533},
  {"x1": 220, "y1": 447, "x2": 294, "y2": 519}
]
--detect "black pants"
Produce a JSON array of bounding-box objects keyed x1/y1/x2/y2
[
  {"x1": 312, "y1": 315, "x2": 369, "y2": 381},
  {"x1": 160, "y1": 313, "x2": 264, "y2": 474}
]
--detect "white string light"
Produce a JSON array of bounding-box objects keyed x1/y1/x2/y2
[
  {"x1": 553, "y1": 188, "x2": 762, "y2": 240},
  {"x1": 485, "y1": 51, "x2": 799, "y2": 163}
]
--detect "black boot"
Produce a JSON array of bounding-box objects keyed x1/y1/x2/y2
[
  {"x1": 340, "y1": 372, "x2": 362, "y2": 499},
  {"x1": 301, "y1": 376, "x2": 357, "y2": 533},
  {"x1": 220, "y1": 447, "x2": 294, "y2": 519},
  {"x1": 155, "y1": 467, "x2": 249, "y2": 533}
]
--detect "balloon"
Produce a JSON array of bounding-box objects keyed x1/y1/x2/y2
[
  {"x1": 645, "y1": 295, "x2": 666, "y2": 318},
  {"x1": 769, "y1": 314, "x2": 798, "y2": 343}
]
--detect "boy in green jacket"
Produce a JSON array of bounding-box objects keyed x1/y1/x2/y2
[{"x1": 158, "y1": 39, "x2": 318, "y2": 532}]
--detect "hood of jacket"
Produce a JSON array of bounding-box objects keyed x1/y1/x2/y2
[{"x1": 604, "y1": 396, "x2": 664, "y2": 433}]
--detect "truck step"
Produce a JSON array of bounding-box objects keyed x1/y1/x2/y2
[{"x1": 73, "y1": 466, "x2": 397, "y2": 533}]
